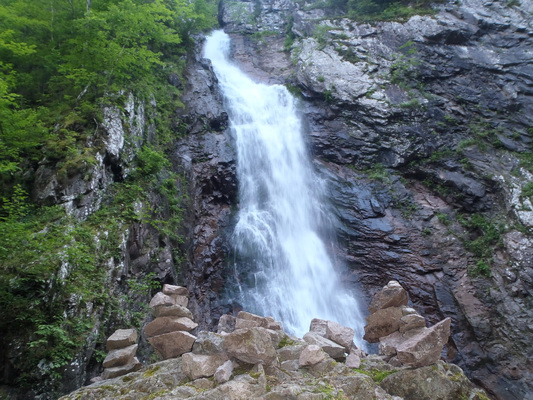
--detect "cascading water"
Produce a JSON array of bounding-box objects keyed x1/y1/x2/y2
[{"x1": 204, "y1": 30, "x2": 366, "y2": 347}]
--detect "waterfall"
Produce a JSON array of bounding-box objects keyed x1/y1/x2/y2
[{"x1": 204, "y1": 30, "x2": 366, "y2": 347}]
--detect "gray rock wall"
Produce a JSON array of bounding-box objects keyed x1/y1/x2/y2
[{"x1": 181, "y1": 0, "x2": 533, "y2": 399}]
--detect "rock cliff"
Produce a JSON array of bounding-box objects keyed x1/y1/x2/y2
[
  {"x1": 3, "y1": 1, "x2": 532, "y2": 399},
  {"x1": 178, "y1": 0, "x2": 532, "y2": 399}
]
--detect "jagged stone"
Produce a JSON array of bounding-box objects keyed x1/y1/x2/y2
[
  {"x1": 172, "y1": 295, "x2": 189, "y2": 308},
  {"x1": 218, "y1": 314, "x2": 236, "y2": 333},
  {"x1": 223, "y1": 327, "x2": 277, "y2": 365},
  {"x1": 192, "y1": 331, "x2": 226, "y2": 355},
  {"x1": 280, "y1": 359, "x2": 300, "y2": 371},
  {"x1": 277, "y1": 344, "x2": 305, "y2": 362},
  {"x1": 399, "y1": 313, "x2": 426, "y2": 333},
  {"x1": 396, "y1": 318, "x2": 451, "y2": 367},
  {"x1": 162, "y1": 284, "x2": 189, "y2": 296},
  {"x1": 379, "y1": 331, "x2": 405, "y2": 356},
  {"x1": 214, "y1": 360, "x2": 234, "y2": 384},
  {"x1": 381, "y1": 361, "x2": 489, "y2": 400},
  {"x1": 309, "y1": 318, "x2": 328, "y2": 336},
  {"x1": 345, "y1": 352, "x2": 361, "y2": 368},
  {"x1": 299, "y1": 344, "x2": 328, "y2": 366},
  {"x1": 102, "y1": 344, "x2": 138, "y2": 368},
  {"x1": 363, "y1": 307, "x2": 404, "y2": 343},
  {"x1": 309, "y1": 318, "x2": 355, "y2": 351},
  {"x1": 106, "y1": 329, "x2": 137, "y2": 350},
  {"x1": 189, "y1": 377, "x2": 215, "y2": 391},
  {"x1": 235, "y1": 318, "x2": 260, "y2": 329},
  {"x1": 236, "y1": 311, "x2": 282, "y2": 330},
  {"x1": 101, "y1": 357, "x2": 141, "y2": 380},
  {"x1": 148, "y1": 331, "x2": 196, "y2": 360},
  {"x1": 181, "y1": 353, "x2": 229, "y2": 380},
  {"x1": 303, "y1": 331, "x2": 345, "y2": 359},
  {"x1": 369, "y1": 281, "x2": 409, "y2": 314},
  {"x1": 153, "y1": 304, "x2": 193, "y2": 319},
  {"x1": 144, "y1": 317, "x2": 198, "y2": 338},
  {"x1": 149, "y1": 292, "x2": 175, "y2": 308},
  {"x1": 326, "y1": 320, "x2": 355, "y2": 351}
]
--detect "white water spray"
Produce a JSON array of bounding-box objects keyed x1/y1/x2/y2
[{"x1": 204, "y1": 30, "x2": 366, "y2": 346}]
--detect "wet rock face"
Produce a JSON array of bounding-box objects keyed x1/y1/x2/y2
[
  {"x1": 175, "y1": 44, "x2": 237, "y2": 331},
  {"x1": 210, "y1": 0, "x2": 533, "y2": 399}
]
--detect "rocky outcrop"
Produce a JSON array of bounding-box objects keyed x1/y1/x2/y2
[
  {"x1": 60, "y1": 310, "x2": 487, "y2": 400},
  {"x1": 174, "y1": 43, "x2": 237, "y2": 332},
  {"x1": 214, "y1": 0, "x2": 533, "y2": 398}
]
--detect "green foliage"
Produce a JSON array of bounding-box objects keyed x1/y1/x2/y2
[
  {"x1": 458, "y1": 213, "x2": 503, "y2": 277},
  {"x1": 347, "y1": 0, "x2": 436, "y2": 21},
  {"x1": 313, "y1": 24, "x2": 331, "y2": 49},
  {"x1": 365, "y1": 163, "x2": 391, "y2": 183},
  {"x1": 353, "y1": 368, "x2": 396, "y2": 383},
  {"x1": 436, "y1": 212, "x2": 451, "y2": 225},
  {"x1": 0, "y1": 0, "x2": 217, "y2": 190},
  {"x1": 277, "y1": 335, "x2": 297, "y2": 348},
  {"x1": 518, "y1": 152, "x2": 533, "y2": 173},
  {"x1": 521, "y1": 182, "x2": 533, "y2": 201},
  {"x1": 390, "y1": 41, "x2": 421, "y2": 90},
  {"x1": 472, "y1": 260, "x2": 491, "y2": 277}
]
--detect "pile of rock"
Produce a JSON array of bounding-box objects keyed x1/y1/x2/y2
[
  {"x1": 101, "y1": 329, "x2": 142, "y2": 379},
  {"x1": 144, "y1": 284, "x2": 199, "y2": 360},
  {"x1": 65, "y1": 282, "x2": 490, "y2": 400},
  {"x1": 177, "y1": 310, "x2": 365, "y2": 384},
  {"x1": 363, "y1": 280, "x2": 451, "y2": 368}
]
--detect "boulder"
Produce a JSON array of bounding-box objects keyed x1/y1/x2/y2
[
  {"x1": 102, "y1": 344, "x2": 138, "y2": 368},
  {"x1": 214, "y1": 360, "x2": 234, "y2": 384},
  {"x1": 106, "y1": 329, "x2": 137, "y2": 350},
  {"x1": 399, "y1": 313, "x2": 426, "y2": 333},
  {"x1": 396, "y1": 318, "x2": 451, "y2": 368},
  {"x1": 299, "y1": 345, "x2": 328, "y2": 366},
  {"x1": 148, "y1": 331, "x2": 196, "y2": 360},
  {"x1": 309, "y1": 319, "x2": 355, "y2": 351},
  {"x1": 236, "y1": 311, "x2": 282, "y2": 330},
  {"x1": 303, "y1": 331, "x2": 345, "y2": 359},
  {"x1": 173, "y1": 295, "x2": 189, "y2": 308},
  {"x1": 309, "y1": 318, "x2": 328, "y2": 336},
  {"x1": 345, "y1": 352, "x2": 361, "y2": 368},
  {"x1": 217, "y1": 314, "x2": 236, "y2": 333},
  {"x1": 368, "y1": 281, "x2": 408, "y2": 314},
  {"x1": 181, "y1": 353, "x2": 229, "y2": 380},
  {"x1": 101, "y1": 357, "x2": 141, "y2": 380},
  {"x1": 144, "y1": 317, "x2": 198, "y2": 337},
  {"x1": 379, "y1": 331, "x2": 405, "y2": 356},
  {"x1": 193, "y1": 331, "x2": 226, "y2": 355},
  {"x1": 363, "y1": 307, "x2": 404, "y2": 343},
  {"x1": 280, "y1": 359, "x2": 300, "y2": 371},
  {"x1": 162, "y1": 284, "x2": 189, "y2": 296},
  {"x1": 380, "y1": 361, "x2": 489, "y2": 400},
  {"x1": 222, "y1": 327, "x2": 277, "y2": 365},
  {"x1": 149, "y1": 292, "x2": 175, "y2": 308},
  {"x1": 153, "y1": 304, "x2": 193, "y2": 319},
  {"x1": 326, "y1": 320, "x2": 355, "y2": 351},
  {"x1": 277, "y1": 344, "x2": 305, "y2": 362},
  {"x1": 235, "y1": 318, "x2": 260, "y2": 329}
]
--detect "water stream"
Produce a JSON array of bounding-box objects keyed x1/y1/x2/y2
[{"x1": 204, "y1": 30, "x2": 366, "y2": 346}]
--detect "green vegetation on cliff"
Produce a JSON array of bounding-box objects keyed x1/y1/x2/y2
[{"x1": 0, "y1": 0, "x2": 217, "y2": 394}]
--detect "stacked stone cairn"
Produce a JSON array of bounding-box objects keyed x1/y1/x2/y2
[
  {"x1": 363, "y1": 280, "x2": 451, "y2": 367},
  {"x1": 101, "y1": 328, "x2": 142, "y2": 379},
  {"x1": 144, "y1": 284, "x2": 198, "y2": 359}
]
